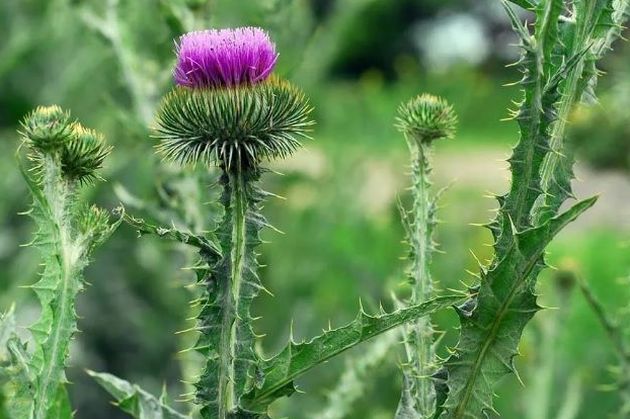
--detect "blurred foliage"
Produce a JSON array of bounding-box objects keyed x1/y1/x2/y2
[{"x1": 0, "y1": 0, "x2": 629, "y2": 418}]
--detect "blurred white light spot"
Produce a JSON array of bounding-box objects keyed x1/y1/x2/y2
[{"x1": 413, "y1": 13, "x2": 490, "y2": 72}]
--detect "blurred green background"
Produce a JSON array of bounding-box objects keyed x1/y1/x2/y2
[{"x1": 1, "y1": 0, "x2": 629, "y2": 418}]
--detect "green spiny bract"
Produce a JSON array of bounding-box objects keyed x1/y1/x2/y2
[
  {"x1": 19, "y1": 105, "x2": 74, "y2": 153},
  {"x1": 395, "y1": 94, "x2": 457, "y2": 144},
  {"x1": 395, "y1": 94, "x2": 457, "y2": 418},
  {"x1": 20, "y1": 107, "x2": 112, "y2": 184},
  {"x1": 2, "y1": 106, "x2": 119, "y2": 419},
  {"x1": 434, "y1": 1, "x2": 628, "y2": 418},
  {"x1": 60, "y1": 124, "x2": 112, "y2": 184},
  {"x1": 155, "y1": 77, "x2": 313, "y2": 172}
]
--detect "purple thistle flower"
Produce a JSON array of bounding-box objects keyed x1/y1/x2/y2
[{"x1": 174, "y1": 27, "x2": 278, "y2": 89}]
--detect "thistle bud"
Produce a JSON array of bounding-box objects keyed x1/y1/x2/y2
[
  {"x1": 156, "y1": 27, "x2": 313, "y2": 171},
  {"x1": 78, "y1": 205, "x2": 112, "y2": 247},
  {"x1": 61, "y1": 124, "x2": 112, "y2": 183},
  {"x1": 20, "y1": 105, "x2": 74, "y2": 152},
  {"x1": 396, "y1": 94, "x2": 457, "y2": 144}
]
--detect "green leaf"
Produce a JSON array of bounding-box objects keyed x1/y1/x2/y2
[
  {"x1": 46, "y1": 386, "x2": 72, "y2": 419},
  {"x1": 118, "y1": 206, "x2": 221, "y2": 256},
  {"x1": 0, "y1": 306, "x2": 17, "y2": 419},
  {"x1": 241, "y1": 295, "x2": 465, "y2": 413},
  {"x1": 507, "y1": 0, "x2": 536, "y2": 9},
  {"x1": 437, "y1": 197, "x2": 597, "y2": 419},
  {"x1": 88, "y1": 371, "x2": 189, "y2": 419},
  {"x1": 0, "y1": 306, "x2": 16, "y2": 354},
  {"x1": 535, "y1": 0, "x2": 564, "y2": 68},
  {"x1": 1, "y1": 308, "x2": 33, "y2": 419}
]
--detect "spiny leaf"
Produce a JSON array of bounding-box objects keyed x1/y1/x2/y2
[
  {"x1": 46, "y1": 386, "x2": 72, "y2": 419},
  {"x1": 437, "y1": 197, "x2": 597, "y2": 419},
  {"x1": 535, "y1": 0, "x2": 564, "y2": 69},
  {"x1": 507, "y1": 0, "x2": 536, "y2": 9},
  {"x1": 535, "y1": 0, "x2": 628, "y2": 225},
  {"x1": 88, "y1": 371, "x2": 189, "y2": 419},
  {"x1": 118, "y1": 206, "x2": 221, "y2": 256},
  {"x1": 0, "y1": 306, "x2": 16, "y2": 353},
  {"x1": 240, "y1": 295, "x2": 465, "y2": 413}
]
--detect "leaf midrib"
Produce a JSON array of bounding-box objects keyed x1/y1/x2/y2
[{"x1": 452, "y1": 242, "x2": 543, "y2": 418}]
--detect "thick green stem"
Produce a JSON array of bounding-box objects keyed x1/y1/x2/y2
[
  {"x1": 218, "y1": 170, "x2": 247, "y2": 416},
  {"x1": 196, "y1": 168, "x2": 262, "y2": 418}
]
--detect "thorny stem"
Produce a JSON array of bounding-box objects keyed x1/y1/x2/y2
[
  {"x1": 402, "y1": 140, "x2": 436, "y2": 416},
  {"x1": 32, "y1": 155, "x2": 79, "y2": 419},
  {"x1": 218, "y1": 170, "x2": 247, "y2": 417},
  {"x1": 197, "y1": 165, "x2": 258, "y2": 419}
]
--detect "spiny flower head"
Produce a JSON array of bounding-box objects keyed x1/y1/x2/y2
[
  {"x1": 155, "y1": 77, "x2": 313, "y2": 171},
  {"x1": 174, "y1": 27, "x2": 278, "y2": 88},
  {"x1": 20, "y1": 105, "x2": 74, "y2": 152},
  {"x1": 396, "y1": 94, "x2": 457, "y2": 144},
  {"x1": 60, "y1": 123, "x2": 112, "y2": 183}
]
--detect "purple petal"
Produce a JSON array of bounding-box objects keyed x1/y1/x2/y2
[{"x1": 174, "y1": 27, "x2": 279, "y2": 89}]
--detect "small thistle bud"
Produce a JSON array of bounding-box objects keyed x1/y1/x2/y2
[
  {"x1": 396, "y1": 94, "x2": 457, "y2": 144},
  {"x1": 174, "y1": 27, "x2": 278, "y2": 88},
  {"x1": 20, "y1": 105, "x2": 74, "y2": 152},
  {"x1": 78, "y1": 205, "x2": 112, "y2": 246},
  {"x1": 61, "y1": 124, "x2": 112, "y2": 183},
  {"x1": 156, "y1": 27, "x2": 313, "y2": 171}
]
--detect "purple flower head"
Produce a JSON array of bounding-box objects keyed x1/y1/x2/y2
[{"x1": 174, "y1": 27, "x2": 278, "y2": 89}]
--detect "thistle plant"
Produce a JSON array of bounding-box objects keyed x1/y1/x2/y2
[
  {"x1": 432, "y1": 1, "x2": 629, "y2": 417},
  {"x1": 90, "y1": 27, "x2": 465, "y2": 419},
  {"x1": 0, "y1": 106, "x2": 118, "y2": 418},
  {"x1": 394, "y1": 95, "x2": 457, "y2": 418}
]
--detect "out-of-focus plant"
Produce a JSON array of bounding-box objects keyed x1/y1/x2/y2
[
  {"x1": 523, "y1": 268, "x2": 583, "y2": 419},
  {"x1": 579, "y1": 274, "x2": 630, "y2": 416},
  {"x1": 90, "y1": 27, "x2": 465, "y2": 419},
  {"x1": 0, "y1": 106, "x2": 119, "y2": 418},
  {"x1": 432, "y1": 0, "x2": 629, "y2": 417},
  {"x1": 569, "y1": 81, "x2": 630, "y2": 172}
]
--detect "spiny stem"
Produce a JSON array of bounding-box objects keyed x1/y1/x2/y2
[
  {"x1": 404, "y1": 141, "x2": 436, "y2": 416},
  {"x1": 33, "y1": 156, "x2": 79, "y2": 419},
  {"x1": 196, "y1": 167, "x2": 262, "y2": 418},
  {"x1": 219, "y1": 170, "x2": 247, "y2": 416}
]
